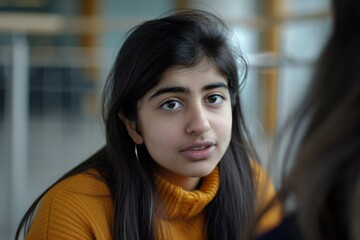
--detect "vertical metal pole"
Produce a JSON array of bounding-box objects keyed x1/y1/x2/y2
[
  {"x1": 10, "y1": 34, "x2": 29, "y2": 235},
  {"x1": 259, "y1": 0, "x2": 282, "y2": 137}
]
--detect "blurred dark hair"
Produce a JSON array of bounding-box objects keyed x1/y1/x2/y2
[
  {"x1": 249, "y1": 0, "x2": 360, "y2": 239},
  {"x1": 16, "y1": 9, "x2": 257, "y2": 240}
]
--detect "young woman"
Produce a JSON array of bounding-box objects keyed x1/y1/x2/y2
[
  {"x1": 16, "y1": 10, "x2": 280, "y2": 240},
  {"x1": 251, "y1": 0, "x2": 360, "y2": 239}
]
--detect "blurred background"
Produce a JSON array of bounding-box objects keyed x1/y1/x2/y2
[{"x1": 0, "y1": 0, "x2": 330, "y2": 238}]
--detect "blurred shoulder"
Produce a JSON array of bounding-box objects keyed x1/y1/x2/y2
[{"x1": 250, "y1": 161, "x2": 283, "y2": 235}]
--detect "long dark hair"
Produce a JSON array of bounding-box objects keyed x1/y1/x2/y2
[
  {"x1": 16, "y1": 9, "x2": 256, "y2": 240},
  {"x1": 250, "y1": 0, "x2": 360, "y2": 239}
]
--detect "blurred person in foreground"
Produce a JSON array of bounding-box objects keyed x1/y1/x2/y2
[{"x1": 250, "y1": 0, "x2": 360, "y2": 239}]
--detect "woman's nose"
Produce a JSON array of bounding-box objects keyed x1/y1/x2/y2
[{"x1": 185, "y1": 104, "x2": 211, "y2": 135}]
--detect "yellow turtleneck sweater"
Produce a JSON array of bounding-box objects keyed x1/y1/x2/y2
[{"x1": 25, "y1": 167, "x2": 280, "y2": 239}]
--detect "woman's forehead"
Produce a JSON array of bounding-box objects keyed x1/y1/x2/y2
[{"x1": 161, "y1": 61, "x2": 224, "y2": 83}]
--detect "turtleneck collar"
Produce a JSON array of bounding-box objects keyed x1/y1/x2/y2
[{"x1": 154, "y1": 167, "x2": 220, "y2": 219}]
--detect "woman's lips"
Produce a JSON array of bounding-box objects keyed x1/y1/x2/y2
[{"x1": 180, "y1": 142, "x2": 216, "y2": 160}]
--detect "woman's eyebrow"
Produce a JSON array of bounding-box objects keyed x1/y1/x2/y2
[
  {"x1": 149, "y1": 86, "x2": 189, "y2": 99},
  {"x1": 149, "y1": 81, "x2": 229, "y2": 100},
  {"x1": 202, "y1": 82, "x2": 228, "y2": 91}
]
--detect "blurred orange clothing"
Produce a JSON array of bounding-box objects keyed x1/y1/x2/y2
[{"x1": 26, "y1": 165, "x2": 281, "y2": 239}]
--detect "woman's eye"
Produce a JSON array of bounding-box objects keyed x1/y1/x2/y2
[
  {"x1": 206, "y1": 95, "x2": 224, "y2": 104},
  {"x1": 160, "y1": 100, "x2": 183, "y2": 111}
]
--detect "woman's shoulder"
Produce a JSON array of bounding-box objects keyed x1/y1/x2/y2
[
  {"x1": 42, "y1": 169, "x2": 110, "y2": 201},
  {"x1": 250, "y1": 161, "x2": 283, "y2": 235},
  {"x1": 39, "y1": 168, "x2": 113, "y2": 212},
  {"x1": 37, "y1": 169, "x2": 113, "y2": 214},
  {"x1": 26, "y1": 169, "x2": 113, "y2": 239},
  {"x1": 48, "y1": 168, "x2": 111, "y2": 197}
]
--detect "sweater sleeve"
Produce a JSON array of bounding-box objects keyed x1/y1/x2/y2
[{"x1": 25, "y1": 171, "x2": 113, "y2": 240}]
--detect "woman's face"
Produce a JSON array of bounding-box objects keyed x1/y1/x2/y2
[{"x1": 123, "y1": 61, "x2": 233, "y2": 190}]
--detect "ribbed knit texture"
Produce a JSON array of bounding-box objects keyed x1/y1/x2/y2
[
  {"x1": 25, "y1": 166, "x2": 280, "y2": 239},
  {"x1": 25, "y1": 169, "x2": 113, "y2": 240},
  {"x1": 154, "y1": 168, "x2": 219, "y2": 239}
]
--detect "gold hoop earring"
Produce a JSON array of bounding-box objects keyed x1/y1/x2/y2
[{"x1": 134, "y1": 144, "x2": 139, "y2": 161}]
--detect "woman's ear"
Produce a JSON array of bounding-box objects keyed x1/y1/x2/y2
[{"x1": 119, "y1": 114, "x2": 144, "y2": 144}]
